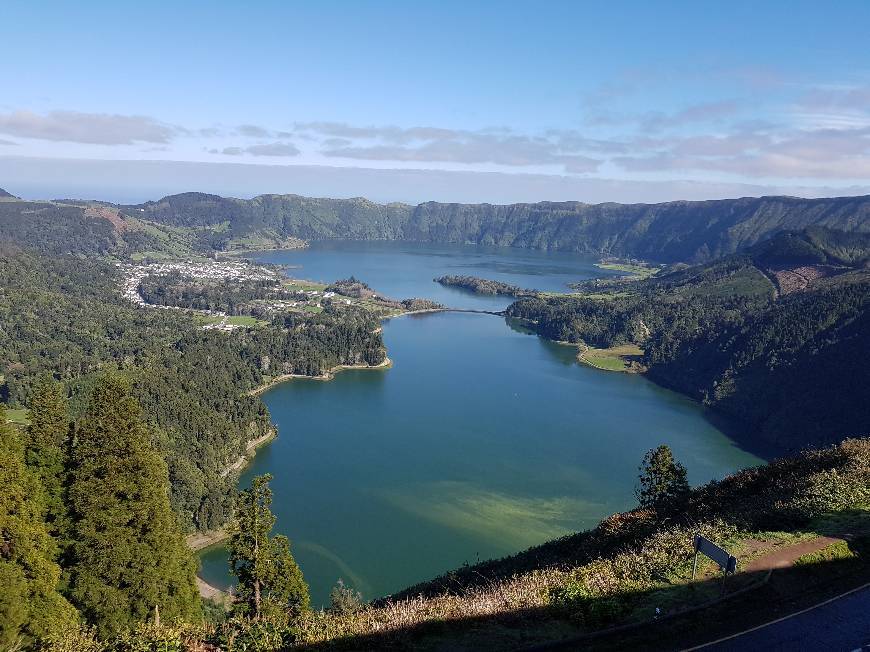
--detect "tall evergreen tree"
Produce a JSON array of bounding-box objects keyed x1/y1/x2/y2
[
  {"x1": 229, "y1": 474, "x2": 309, "y2": 620},
  {"x1": 0, "y1": 408, "x2": 78, "y2": 648},
  {"x1": 635, "y1": 445, "x2": 690, "y2": 508},
  {"x1": 66, "y1": 375, "x2": 200, "y2": 638},
  {"x1": 25, "y1": 378, "x2": 71, "y2": 543}
]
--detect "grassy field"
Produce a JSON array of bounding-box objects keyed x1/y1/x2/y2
[
  {"x1": 227, "y1": 315, "x2": 265, "y2": 326},
  {"x1": 4, "y1": 407, "x2": 30, "y2": 426},
  {"x1": 596, "y1": 261, "x2": 660, "y2": 279},
  {"x1": 195, "y1": 314, "x2": 269, "y2": 327},
  {"x1": 283, "y1": 279, "x2": 327, "y2": 292},
  {"x1": 580, "y1": 344, "x2": 644, "y2": 372}
]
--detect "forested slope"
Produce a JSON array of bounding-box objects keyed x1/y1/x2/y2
[
  {"x1": 127, "y1": 191, "x2": 870, "y2": 263},
  {"x1": 506, "y1": 229, "x2": 870, "y2": 450},
  {"x1": 0, "y1": 247, "x2": 386, "y2": 530}
]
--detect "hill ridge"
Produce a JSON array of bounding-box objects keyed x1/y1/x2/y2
[{"x1": 125, "y1": 191, "x2": 870, "y2": 264}]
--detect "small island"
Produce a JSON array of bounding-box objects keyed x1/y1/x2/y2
[{"x1": 435, "y1": 274, "x2": 536, "y2": 297}]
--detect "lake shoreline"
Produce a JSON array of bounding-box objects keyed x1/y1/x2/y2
[
  {"x1": 248, "y1": 356, "x2": 393, "y2": 397},
  {"x1": 196, "y1": 243, "x2": 765, "y2": 604},
  {"x1": 219, "y1": 428, "x2": 277, "y2": 478}
]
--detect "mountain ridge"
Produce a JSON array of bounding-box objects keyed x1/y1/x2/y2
[{"x1": 122, "y1": 191, "x2": 870, "y2": 263}]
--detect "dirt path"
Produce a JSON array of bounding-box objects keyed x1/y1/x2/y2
[{"x1": 744, "y1": 536, "x2": 843, "y2": 572}]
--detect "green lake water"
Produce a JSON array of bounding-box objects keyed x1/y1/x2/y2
[{"x1": 199, "y1": 241, "x2": 763, "y2": 606}]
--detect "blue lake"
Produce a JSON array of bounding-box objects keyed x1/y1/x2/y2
[{"x1": 200, "y1": 241, "x2": 762, "y2": 606}]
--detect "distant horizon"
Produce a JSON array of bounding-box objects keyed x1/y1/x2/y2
[
  {"x1": 2, "y1": 2, "x2": 869, "y2": 206},
  {"x1": 3, "y1": 155, "x2": 870, "y2": 207}
]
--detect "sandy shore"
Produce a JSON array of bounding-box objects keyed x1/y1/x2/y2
[
  {"x1": 186, "y1": 529, "x2": 229, "y2": 551},
  {"x1": 186, "y1": 531, "x2": 234, "y2": 602}
]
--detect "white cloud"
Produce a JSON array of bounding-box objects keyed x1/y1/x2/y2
[{"x1": 0, "y1": 110, "x2": 177, "y2": 145}]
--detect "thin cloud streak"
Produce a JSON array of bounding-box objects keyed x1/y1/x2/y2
[{"x1": 208, "y1": 141, "x2": 300, "y2": 157}]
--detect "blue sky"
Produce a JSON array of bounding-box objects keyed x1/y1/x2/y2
[{"x1": 1, "y1": 1, "x2": 869, "y2": 202}]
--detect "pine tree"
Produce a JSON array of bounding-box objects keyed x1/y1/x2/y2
[
  {"x1": 229, "y1": 474, "x2": 309, "y2": 620},
  {"x1": 0, "y1": 407, "x2": 78, "y2": 648},
  {"x1": 66, "y1": 374, "x2": 200, "y2": 638},
  {"x1": 635, "y1": 445, "x2": 690, "y2": 508},
  {"x1": 25, "y1": 378, "x2": 71, "y2": 543}
]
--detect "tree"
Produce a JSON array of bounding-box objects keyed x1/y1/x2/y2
[
  {"x1": 635, "y1": 445, "x2": 690, "y2": 508},
  {"x1": 66, "y1": 375, "x2": 200, "y2": 638},
  {"x1": 25, "y1": 378, "x2": 71, "y2": 543},
  {"x1": 229, "y1": 474, "x2": 309, "y2": 620},
  {"x1": 0, "y1": 408, "x2": 78, "y2": 648}
]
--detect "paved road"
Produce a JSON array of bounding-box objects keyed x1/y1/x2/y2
[{"x1": 699, "y1": 584, "x2": 870, "y2": 651}]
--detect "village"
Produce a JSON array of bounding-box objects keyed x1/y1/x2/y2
[{"x1": 116, "y1": 258, "x2": 401, "y2": 331}]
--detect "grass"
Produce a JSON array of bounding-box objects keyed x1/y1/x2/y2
[
  {"x1": 807, "y1": 505, "x2": 870, "y2": 537},
  {"x1": 283, "y1": 279, "x2": 327, "y2": 292},
  {"x1": 794, "y1": 540, "x2": 855, "y2": 565},
  {"x1": 596, "y1": 262, "x2": 660, "y2": 279},
  {"x1": 131, "y1": 251, "x2": 175, "y2": 261},
  {"x1": 194, "y1": 314, "x2": 268, "y2": 327},
  {"x1": 4, "y1": 407, "x2": 30, "y2": 426},
  {"x1": 226, "y1": 315, "x2": 265, "y2": 326},
  {"x1": 290, "y1": 528, "x2": 869, "y2": 650},
  {"x1": 580, "y1": 344, "x2": 644, "y2": 372}
]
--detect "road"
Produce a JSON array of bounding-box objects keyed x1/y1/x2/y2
[{"x1": 696, "y1": 583, "x2": 870, "y2": 651}]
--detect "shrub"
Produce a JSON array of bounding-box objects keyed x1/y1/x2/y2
[
  {"x1": 329, "y1": 579, "x2": 365, "y2": 615},
  {"x1": 550, "y1": 521, "x2": 736, "y2": 627}
]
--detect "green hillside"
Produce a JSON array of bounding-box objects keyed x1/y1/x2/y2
[
  {"x1": 2, "y1": 189, "x2": 869, "y2": 264},
  {"x1": 506, "y1": 229, "x2": 870, "y2": 451},
  {"x1": 125, "y1": 191, "x2": 870, "y2": 263}
]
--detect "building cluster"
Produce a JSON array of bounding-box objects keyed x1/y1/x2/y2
[{"x1": 116, "y1": 260, "x2": 282, "y2": 330}]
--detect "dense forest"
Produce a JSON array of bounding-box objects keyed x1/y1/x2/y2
[
  {"x1": 124, "y1": 191, "x2": 870, "y2": 263},
  {"x1": 506, "y1": 229, "x2": 870, "y2": 450},
  {"x1": 435, "y1": 275, "x2": 533, "y2": 296},
  {"x1": 0, "y1": 247, "x2": 386, "y2": 530}
]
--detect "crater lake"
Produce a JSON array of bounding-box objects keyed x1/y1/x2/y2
[{"x1": 199, "y1": 241, "x2": 762, "y2": 606}]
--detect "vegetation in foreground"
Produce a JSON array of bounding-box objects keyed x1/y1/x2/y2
[
  {"x1": 10, "y1": 435, "x2": 865, "y2": 651},
  {"x1": 1, "y1": 381, "x2": 312, "y2": 651}
]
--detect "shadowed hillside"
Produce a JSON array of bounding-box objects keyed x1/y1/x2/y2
[{"x1": 506, "y1": 229, "x2": 870, "y2": 451}]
